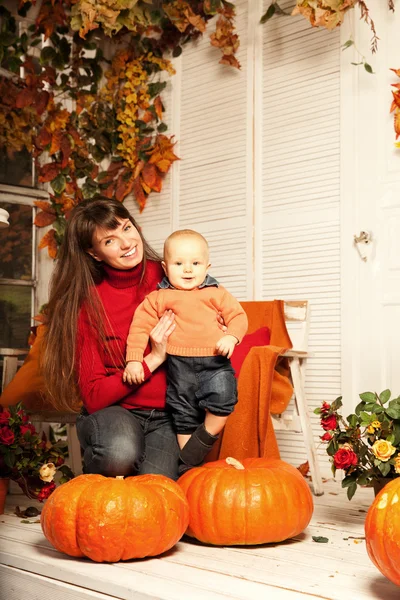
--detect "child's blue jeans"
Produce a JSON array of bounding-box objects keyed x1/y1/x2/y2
[{"x1": 166, "y1": 354, "x2": 238, "y2": 434}]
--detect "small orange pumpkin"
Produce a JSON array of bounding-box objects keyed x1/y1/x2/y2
[
  {"x1": 41, "y1": 473, "x2": 189, "y2": 562},
  {"x1": 178, "y1": 457, "x2": 313, "y2": 545},
  {"x1": 365, "y1": 478, "x2": 400, "y2": 585}
]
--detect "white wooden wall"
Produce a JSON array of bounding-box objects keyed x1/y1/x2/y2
[{"x1": 127, "y1": 0, "x2": 342, "y2": 474}]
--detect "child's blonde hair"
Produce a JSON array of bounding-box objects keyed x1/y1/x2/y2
[{"x1": 164, "y1": 229, "x2": 209, "y2": 259}]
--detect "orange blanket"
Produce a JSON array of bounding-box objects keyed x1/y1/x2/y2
[{"x1": 207, "y1": 299, "x2": 293, "y2": 462}]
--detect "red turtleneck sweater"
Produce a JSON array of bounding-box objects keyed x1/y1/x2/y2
[{"x1": 76, "y1": 260, "x2": 167, "y2": 414}]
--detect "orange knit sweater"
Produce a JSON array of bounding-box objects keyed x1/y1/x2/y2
[{"x1": 126, "y1": 286, "x2": 248, "y2": 361}]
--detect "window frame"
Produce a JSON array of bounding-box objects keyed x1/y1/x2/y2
[{"x1": 0, "y1": 183, "x2": 49, "y2": 335}]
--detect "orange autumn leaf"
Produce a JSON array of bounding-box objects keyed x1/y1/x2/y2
[
  {"x1": 142, "y1": 110, "x2": 154, "y2": 124},
  {"x1": 133, "y1": 160, "x2": 145, "y2": 180},
  {"x1": 392, "y1": 91, "x2": 400, "y2": 110},
  {"x1": 35, "y1": 210, "x2": 57, "y2": 228},
  {"x1": 394, "y1": 112, "x2": 400, "y2": 139},
  {"x1": 34, "y1": 200, "x2": 56, "y2": 214},
  {"x1": 38, "y1": 162, "x2": 60, "y2": 183},
  {"x1": 49, "y1": 130, "x2": 63, "y2": 156},
  {"x1": 390, "y1": 68, "x2": 400, "y2": 77},
  {"x1": 141, "y1": 179, "x2": 152, "y2": 195},
  {"x1": 219, "y1": 54, "x2": 241, "y2": 69},
  {"x1": 183, "y1": 7, "x2": 206, "y2": 33},
  {"x1": 39, "y1": 229, "x2": 58, "y2": 259},
  {"x1": 142, "y1": 163, "x2": 162, "y2": 192},
  {"x1": 48, "y1": 109, "x2": 70, "y2": 133},
  {"x1": 154, "y1": 96, "x2": 163, "y2": 120},
  {"x1": 115, "y1": 172, "x2": 134, "y2": 202},
  {"x1": 133, "y1": 176, "x2": 147, "y2": 212}
]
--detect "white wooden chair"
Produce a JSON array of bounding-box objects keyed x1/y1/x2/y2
[
  {"x1": 0, "y1": 349, "x2": 82, "y2": 476},
  {"x1": 272, "y1": 301, "x2": 324, "y2": 496}
]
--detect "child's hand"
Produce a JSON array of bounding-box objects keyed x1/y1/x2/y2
[
  {"x1": 123, "y1": 361, "x2": 145, "y2": 385},
  {"x1": 215, "y1": 334, "x2": 238, "y2": 359}
]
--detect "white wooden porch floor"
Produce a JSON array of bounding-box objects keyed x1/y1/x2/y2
[{"x1": 0, "y1": 479, "x2": 399, "y2": 600}]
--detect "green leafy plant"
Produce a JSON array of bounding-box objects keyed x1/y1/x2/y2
[
  {"x1": 315, "y1": 390, "x2": 400, "y2": 500},
  {"x1": 0, "y1": 402, "x2": 74, "y2": 500}
]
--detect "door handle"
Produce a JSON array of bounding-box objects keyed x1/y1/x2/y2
[{"x1": 354, "y1": 231, "x2": 372, "y2": 261}]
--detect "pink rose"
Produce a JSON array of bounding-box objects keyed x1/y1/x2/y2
[
  {"x1": 333, "y1": 448, "x2": 358, "y2": 470},
  {"x1": 321, "y1": 414, "x2": 337, "y2": 431},
  {"x1": 0, "y1": 425, "x2": 15, "y2": 445}
]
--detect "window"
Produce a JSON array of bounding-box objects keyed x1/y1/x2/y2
[{"x1": 0, "y1": 185, "x2": 39, "y2": 349}]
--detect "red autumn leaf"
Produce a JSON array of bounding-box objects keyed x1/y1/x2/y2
[
  {"x1": 15, "y1": 88, "x2": 36, "y2": 109},
  {"x1": 33, "y1": 200, "x2": 56, "y2": 214},
  {"x1": 107, "y1": 160, "x2": 124, "y2": 174},
  {"x1": 115, "y1": 172, "x2": 134, "y2": 202},
  {"x1": 35, "y1": 90, "x2": 50, "y2": 115},
  {"x1": 35, "y1": 127, "x2": 52, "y2": 150},
  {"x1": 91, "y1": 165, "x2": 99, "y2": 179},
  {"x1": 67, "y1": 126, "x2": 84, "y2": 147},
  {"x1": 297, "y1": 461, "x2": 310, "y2": 478},
  {"x1": 103, "y1": 182, "x2": 115, "y2": 198},
  {"x1": 133, "y1": 176, "x2": 147, "y2": 212},
  {"x1": 35, "y1": 210, "x2": 57, "y2": 227},
  {"x1": 39, "y1": 229, "x2": 58, "y2": 259},
  {"x1": 39, "y1": 162, "x2": 60, "y2": 183},
  {"x1": 60, "y1": 134, "x2": 72, "y2": 168},
  {"x1": 154, "y1": 96, "x2": 163, "y2": 120}
]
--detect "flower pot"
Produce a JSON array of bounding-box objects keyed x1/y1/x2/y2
[
  {"x1": 373, "y1": 478, "x2": 393, "y2": 496},
  {"x1": 0, "y1": 478, "x2": 9, "y2": 514}
]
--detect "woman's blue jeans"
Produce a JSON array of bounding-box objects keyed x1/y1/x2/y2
[{"x1": 76, "y1": 406, "x2": 180, "y2": 480}]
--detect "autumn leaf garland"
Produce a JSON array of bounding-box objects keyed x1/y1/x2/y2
[{"x1": 0, "y1": 1, "x2": 240, "y2": 258}]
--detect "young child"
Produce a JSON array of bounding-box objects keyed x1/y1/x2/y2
[{"x1": 123, "y1": 229, "x2": 248, "y2": 474}]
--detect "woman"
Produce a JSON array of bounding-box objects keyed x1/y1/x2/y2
[{"x1": 42, "y1": 198, "x2": 179, "y2": 479}]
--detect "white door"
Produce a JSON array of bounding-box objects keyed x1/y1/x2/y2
[{"x1": 341, "y1": 0, "x2": 400, "y2": 413}]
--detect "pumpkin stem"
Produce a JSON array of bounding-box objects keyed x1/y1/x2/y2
[{"x1": 226, "y1": 457, "x2": 245, "y2": 470}]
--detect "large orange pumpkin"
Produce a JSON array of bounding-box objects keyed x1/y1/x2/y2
[
  {"x1": 41, "y1": 473, "x2": 189, "y2": 562},
  {"x1": 365, "y1": 478, "x2": 400, "y2": 585},
  {"x1": 178, "y1": 457, "x2": 313, "y2": 545}
]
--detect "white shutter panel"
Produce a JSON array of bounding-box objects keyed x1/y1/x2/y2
[
  {"x1": 257, "y1": 1, "x2": 341, "y2": 473},
  {"x1": 176, "y1": 0, "x2": 252, "y2": 300}
]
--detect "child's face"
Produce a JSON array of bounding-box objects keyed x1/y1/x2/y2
[{"x1": 162, "y1": 236, "x2": 211, "y2": 290}]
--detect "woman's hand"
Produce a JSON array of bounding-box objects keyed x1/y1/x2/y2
[
  {"x1": 144, "y1": 310, "x2": 175, "y2": 372},
  {"x1": 217, "y1": 311, "x2": 228, "y2": 333}
]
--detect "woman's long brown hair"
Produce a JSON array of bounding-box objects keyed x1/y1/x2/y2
[{"x1": 41, "y1": 198, "x2": 160, "y2": 412}]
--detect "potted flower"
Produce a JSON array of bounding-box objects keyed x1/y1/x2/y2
[
  {"x1": 315, "y1": 390, "x2": 400, "y2": 499},
  {"x1": 0, "y1": 402, "x2": 74, "y2": 511}
]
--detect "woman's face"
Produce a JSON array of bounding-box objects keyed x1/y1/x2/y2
[{"x1": 88, "y1": 218, "x2": 144, "y2": 270}]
